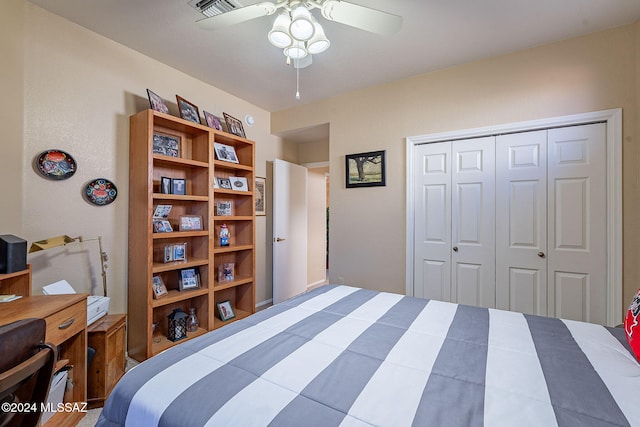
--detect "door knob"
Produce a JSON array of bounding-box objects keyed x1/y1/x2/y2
[
  {"x1": 452, "y1": 246, "x2": 458, "y2": 252},
  {"x1": 538, "y1": 251, "x2": 545, "y2": 258},
  {"x1": 275, "y1": 237, "x2": 286, "y2": 242}
]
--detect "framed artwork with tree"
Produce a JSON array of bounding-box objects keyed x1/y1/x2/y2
[{"x1": 345, "y1": 150, "x2": 386, "y2": 188}]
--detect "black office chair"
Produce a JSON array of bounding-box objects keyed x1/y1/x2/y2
[{"x1": 0, "y1": 318, "x2": 57, "y2": 427}]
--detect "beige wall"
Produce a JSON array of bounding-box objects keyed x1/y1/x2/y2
[
  {"x1": 1, "y1": 0, "x2": 24, "y2": 235},
  {"x1": 273, "y1": 23, "x2": 640, "y2": 316},
  {"x1": 6, "y1": 3, "x2": 285, "y2": 312}
]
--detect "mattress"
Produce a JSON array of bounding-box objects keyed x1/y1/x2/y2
[{"x1": 96, "y1": 285, "x2": 640, "y2": 426}]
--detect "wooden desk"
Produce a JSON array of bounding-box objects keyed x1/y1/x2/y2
[{"x1": 0, "y1": 294, "x2": 87, "y2": 427}]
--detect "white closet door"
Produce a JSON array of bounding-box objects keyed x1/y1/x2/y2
[
  {"x1": 495, "y1": 130, "x2": 548, "y2": 315},
  {"x1": 451, "y1": 138, "x2": 496, "y2": 308},
  {"x1": 413, "y1": 142, "x2": 452, "y2": 301},
  {"x1": 547, "y1": 123, "x2": 607, "y2": 323}
]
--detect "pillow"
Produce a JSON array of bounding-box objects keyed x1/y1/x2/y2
[{"x1": 624, "y1": 288, "x2": 640, "y2": 361}]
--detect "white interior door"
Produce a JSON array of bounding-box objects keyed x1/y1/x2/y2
[
  {"x1": 451, "y1": 138, "x2": 495, "y2": 308},
  {"x1": 496, "y1": 130, "x2": 548, "y2": 315},
  {"x1": 273, "y1": 159, "x2": 308, "y2": 304},
  {"x1": 547, "y1": 123, "x2": 607, "y2": 323}
]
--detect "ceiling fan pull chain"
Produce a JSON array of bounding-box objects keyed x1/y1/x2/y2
[{"x1": 295, "y1": 63, "x2": 301, "y2": 100}]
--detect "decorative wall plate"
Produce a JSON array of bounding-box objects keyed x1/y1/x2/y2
[
  {"x1": 85, "y1": 178, "x2": 118, "y2": 206},
  {"x1": 36, "y1": 149, "x2": 77, "y2": 180}
]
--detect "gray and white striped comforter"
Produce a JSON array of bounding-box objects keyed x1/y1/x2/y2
[{"x1": 96, "y1": 285, "x2": 640, "y2": 427}]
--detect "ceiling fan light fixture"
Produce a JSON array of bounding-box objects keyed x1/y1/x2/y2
[
  {"x1": 289, "y1": 5, "x2": 315, "y2": 41},
  {"x1": 284, "y1": 40, "x2": 308, "y2": 59},
  {"x1": 268, "y1": 12, "x2": 293, "y2": 48},
  {"x1": 307, "y1": 21, "x2": 330, "y2": 54}
]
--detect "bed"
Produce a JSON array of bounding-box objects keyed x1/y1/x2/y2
[{"x1": 96, "y1": 285, "x2": 640, "y2": 427}]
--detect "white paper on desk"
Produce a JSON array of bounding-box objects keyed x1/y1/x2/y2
[{"x1": 42, "y1": 280, "x2": 77, "y2": 295}]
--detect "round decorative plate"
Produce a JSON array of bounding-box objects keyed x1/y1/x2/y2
[
  {"x1": 85, "y1": 178, "x2": 118, "y2": 206},
  {"x1": 36, "y1": 149, "x2": 77, "y2": 180}
]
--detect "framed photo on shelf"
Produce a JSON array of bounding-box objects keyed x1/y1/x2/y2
[
  {"x1": 152, "y1": 204, "x2": 172, "y2": 219},
  {"x1": 152, "y1": 133, "x2": 180, "y2": 157},
  {"x1": 217, "y1": 300, "x2": 236, "y2": 321},
  {"x1": 255, "y1": 176, "x2": 266, "y2": 216},
  {"x1": 171, "y1": 178, "x2": 186, "y2": 195},
  {"x1": 176, "y1": 95, "x2": 201, "y2": 124},
  {"x1": 223, "y1": 112, "x2": 245, "y2": 138},
  {"x1": 151, "y1": 275, "x2": 168, "y2": 299},
  {"x1": 229, "y1": 176, "x2": 248, "y2": 192},
  {"x1": 203, "y1": 111, "x2": 224, "y2": 131},
  {"x1": 217, "y1": 177, "x2": 232, "y2": 190},
  {"x1": 147, "y1": 89, "x2": 169, "y2": 114},
  {"x1": 179, "y1": 268, "x2": 200, "y2": 291},
  {"x1": 214, "y1": 143, "x2": 239, "y2": 164},
  {"x1": 153, "y1": 220, "x2": 173, "y2": 233},
  {"x1": 163, "y1": 243, "x2": 188, "y2": 263},
  {"x1": 160, "y1": 177, "x2": 172, "y2": 194},
  {"x1": 216, "y1": 201, "x2": 233, "y2": 216},
  {"x1": 179, "y1": 215, "x2": 203, "y2": 231},
  {"x1": 345, "y1": 150, "x2": 386, "y2": 188},
  {"x1": 218, "y1": 262, "x2": 235, "y2": 283}
]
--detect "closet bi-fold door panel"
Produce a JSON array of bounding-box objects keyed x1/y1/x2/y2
[
  {"x1": 496, "y1": 130, "x2": 548, "y2": 316},
  {"x1": 414, "y1": 137, "x2": 495, "y2": 307}
]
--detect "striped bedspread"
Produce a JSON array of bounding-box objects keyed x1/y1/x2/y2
[{"x1": 97, "y1": 285, "x2": 640, "y2": 427}]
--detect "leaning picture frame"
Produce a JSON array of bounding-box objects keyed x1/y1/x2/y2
[
  {"x1": 214, "y1": 143, "x2": 239, "y2": 164},
  {"x1": 147, "y1": 89, "x2": 169, "y2": 114},
  {"x1": 151, "y1": 275, "x2": 168, "y2": 299},
  {"x1": 255, "y1": 176, "x2": 266, "y2": 216},
  {"x1": 229, "y1": 176, "x2": 248, "y2": 192},
  {"x1": 223, "y1": 112, "x2": 245, "y2": 138},
  {"x1": 217, "y1": 300, "x2": 236, "y2": 321},
  {"x1": 345, "y1": 150, "x2": 386, "y2": 188},
  {"x1": 203, "y1": 111, "x2": 224, "y2": 131},
  {"x1": 153, "y1": 133, "x2": 180, "y2": 157},
  {"x1": 176, "y1": 95, "x2": 201, "y2": 124},
  {"x1": 179, "y1": 215, "x2": 203, "y2": 231}
]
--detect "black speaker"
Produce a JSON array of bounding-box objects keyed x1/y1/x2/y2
[{"x1": 0, "y1": 235, "x2": 27, "y2": 274}]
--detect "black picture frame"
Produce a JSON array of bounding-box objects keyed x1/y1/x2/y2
[
  {"x1": 345, "y1": 150, "x2": 386, "y2": 188},
  {"x1": 171, "y1": 178, "x2": 186, "y2": 195},
  {"x1": 176, "y1": 95, "x2": 201, "y2": 124},
  {"x1": 147, "y1": 89, "x2": 169, "y2": 114},
  {"x1": 223, "y1": 112, "x2": 245, "y2": 138},
  {"x1": 160, "y1": 177, "x2": 171, "y2": 194}
]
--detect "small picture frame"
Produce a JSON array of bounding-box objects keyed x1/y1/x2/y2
[
  {"x1": 153, "y1": 220, "x2": 173, "y2": 233},
  {"x1": 203, "y1": 111, "x2": 224, "y2": 131},
  {"x1": 179, "y1": 215, "x2": 203, "y2": 231},
  {"x1": 153, "y1": 133, "x2": 180, "y2": 157},
  {"x1": 173, "y1": 243, "x2": 187, "y2": 261},
  {"x1": 216, "y1": 201, "x2": 233, "y2": 216},
  {"x1": 176, "y1": 95, "x2": 201, "y2": 124},
  {"x1": 153, "y1": 204, "x2": 172, "y2": 219},
  {"x1": 179, "y1": 268, "x2": 200, "y2": 291},
  {"x1": 218, "y1": 262, "x2": 235, "y2": 283},
  {"x1": 147, "y1": 89, "x2": 169, "y2": 114},
  {"x1": 160, "y1": 177, "x2": 172, "y2": 194},
  {"x1": 223, "y1": 113, "x2": 245, "y2": 138},
  {"x1": 255, "y1": 176, "x2": 266, "y2": 216},
  {"x1": 217, "y1": 300, "x2": 236, "y2": 321},
  {"x1": 229, "y1": 177, "x2": 248, "y2": 192},
  {"x1": 172, "y1": 178, "x2": 186, "y2": 195},
  {"x1": 345, "y1": 150, "x2": 387, "y2": 188},
  {"x1": 214, "y1": 143, "x2": 239, "y2": 164},
  {"x1": 152, "y1": 275, "x2": 168, "y2": 299},
  {"x1": 217, "y1": 177, "x2": 232, "y2": 190}
]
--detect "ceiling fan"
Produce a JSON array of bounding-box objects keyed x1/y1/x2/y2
[{"x1": 196, "y1": 0, "x2": 402, "y2": 37}]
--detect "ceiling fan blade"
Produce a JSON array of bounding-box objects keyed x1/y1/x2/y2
[
  {"x1": 321, "y1": 0, "x2": 402, "y2": 36},
  {"x1": 197, "y1": 2, "x2": 277, "y2": 31}
]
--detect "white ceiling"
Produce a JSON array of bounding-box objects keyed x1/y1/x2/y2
[{"x1": 28, "y1": 0, "x2": 640, "y2": 116}]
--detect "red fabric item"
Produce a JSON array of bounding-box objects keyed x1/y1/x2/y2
[{"x1": 624, "y1": 288, "x2": 640, "y2": 361}]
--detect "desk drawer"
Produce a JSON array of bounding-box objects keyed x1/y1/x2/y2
[{"x1": 45, "y1": 300, "x2": 86, "y2": 345}]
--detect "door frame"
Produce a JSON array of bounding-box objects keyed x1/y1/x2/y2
[{"x1": 405, "y1": 108, "x2": 622, "y2": 325}]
